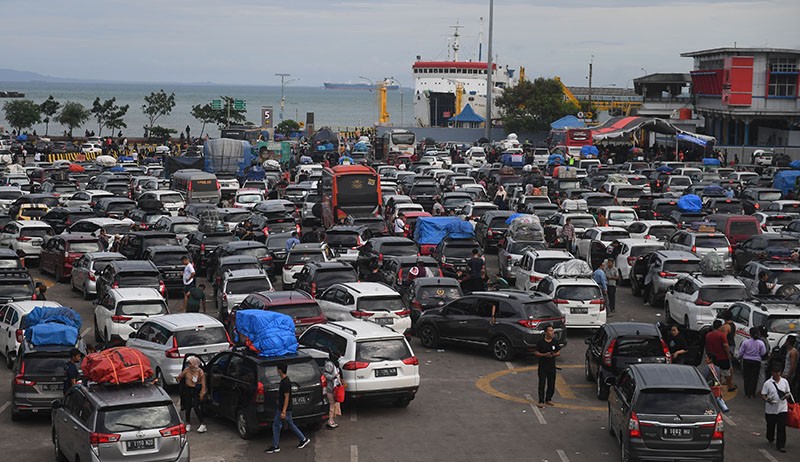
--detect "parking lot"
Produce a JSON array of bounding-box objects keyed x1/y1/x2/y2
[{"x1": 0, "y1": 254, "x2": 795, "y2": 462}]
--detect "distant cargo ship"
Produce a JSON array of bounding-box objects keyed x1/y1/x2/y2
[
  {"x1": 0, "y1": 91, "x2": 25, "y2": 98},
  {"x1": 323, "y1": 82, "x2": 399, "y2": 91}
]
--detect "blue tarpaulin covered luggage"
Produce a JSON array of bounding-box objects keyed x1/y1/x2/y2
[
  {"x1": 235, "y1": 310, "x2": 298, "y2": 357},
  {"x1": 702, "y1": 185, "x2": 725, "y2": 196},
  {"x1": 22, "y1": 306, "x2": 81, "y2": 330},
  {"x1": 702, "y1": 157, "x2": 721, "y2": 166},
  {"x1": 22, "y1": 306, "x2": 81, "y2": 346},
  {"x1": 580, "y1": 145, "x2": 599, "y2": 157},
  {"x1": 414, "y1": 217, "x2": 474, "y2": 244},
  {"x1": 773, "y1": 170, "x2": 800, "y2": 196},
  {"x1": 677, "y1": 194, "x2": 702, "y2": 212},
  {"x1": 547, "y1": 154, "x2": 564, "y2": 165},
  {"x1": 656, "y1": 166, "x2": 673, "y2": 173},
  {"x1": 246, "y1": 165, "x2": 266, "y2": 181},
  {"x1": 789, "y1": 160, "x2": 800, "y2": 170}
]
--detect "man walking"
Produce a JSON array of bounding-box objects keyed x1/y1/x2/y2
[
  {"x1": 265, "y1": 363, "x2": 311, "y2": 454},
  {"x1": 285, "y1": 231, "x2": 300, "y2": 252},
  {"x1": 592, "y1": 261, "x2": 608, "y2": 313},
  {"x1": 560, "y1": 218, "x2": 575, "y2": 253},
  {"x1": 63, "y1": 348, "x2": 82, "y2": 395},
  {"x1": 706, "y1": 320, "x2": 736, "y2": 392},
  {"x1": 738, "y1": 327, "x2": 767, "y2": 398},
  {"x1": 604, "y1": 258, "x2": 619, "y2": 313},
  {"x1": 534, "y1": 324, "x2": 560, "y2": 408},
  {"x1": 181, "y1": 255, "x2": 196, "y2": 310},
  {"x1": 185, "y1": 283, "x2": 207, "y2": 313},
  {"x1": 761, "y1": 365, "x2": 794, "y2": 453},
  {"x1": 466, "y1": 248, "x2": 486, "y2": 293}
]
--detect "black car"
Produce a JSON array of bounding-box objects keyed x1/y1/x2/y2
[
  {"x1": 293, "y1": 261, "x2": 358, "y2": 298},
  {"x1": 324, "y1": 225, "x2": 371, "y2": 255},
  {"x1": 117, "y1": 230, "x2": 179, "y2": 260},
  {"x1": 432, "y1": 237, "x2": 480, "y2": 277},
  {"x1": 583, "y1": 322, "x2": 670, "y2": 400},
  {"x1": 704, "y1": 197, "x2": 744, "y2": 215},
  {"x1": 207, "y1": 240, "x2": 271, "y2": 280},
  {"x1": 403, "y1": 276, "x2": 462, "y2": 326},
  {"x1": 416, "y1": 290, "x2": 566, "y2": 361},
  {"x1": 607, "y1": 364, "x2": 723, "y2": 462},
  {"x1": 344, "y1": 215, "x2": 388, "y2": 236},
  {"x1": 234, "y1": 213, "x2": 297, "y2": 243},
  {"x1": 184, "y1": 231, "x2": 234, "y2": 271},
  {"x1": 142, "y1": 245, "x2": 190, "y2": 291},
  {"x1": 441, "y1": 192, "x2": 473, "y2": 214},
  {"x1": 356, "y1": 236, "x2": 419, "y2": 276},
  {"x1": 733, "y1": 233, "x2": 799, "y2": 269},
  {"x1": 127, "y1": 208, "x2": 170, "y2": 231},
  {"x1": 474, "y1": 210, "x2": 515, "y2": 253},
  {"x1": 668, "y1": 210, "x2": 707, "y2": 229},
  {"x1": 201, "y1": 350, "x2": 327, "y2": 439},
  {"x1": 92, "y1": 197, "x2": 136, "y2": 219},
  {"x1": 265, "y1": 232, "x2": 292, "y2": 274},
  {"x1": 649, "y1": 198, "x2": 679, "y2": 221},
  {"x1": 41, "y1": 206, "x2": 96, "y2": 234},
  {"x1": 408, "y1": 182, "x2": 441, "y2": 212},
  {"x1": 0, "y1": 267, "x2": 34, "y2": 303},
  {"x1": 380, "y1": 255, "x2": 441, "y2": 292},
  {"x1": 741, "y1": 188, "x2": 782, "y2": 214},
  {"x1": 96, "y1": 260, "x2": 165, "y2": 299}
]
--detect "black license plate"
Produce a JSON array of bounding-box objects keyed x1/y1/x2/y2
[
  {"x1": 662, "y1": 427, "x2": 692, "y2": 439},
  {"x1": 570, "y1": 307, "x2": 588, "y2": 314},
  {"x1": 126, "y1": 439, "x2": 155, "y2": 451},
  {"x1": 292, "y1": 396, "x2": 309, "y2": 406},
  {"x1": 40, "y1": 383, "x2": 63, "y2": 391},
  {"x1": 167, "y1": 273, "x2": 181, "y2": 279},
  {"x1": 374, "y1": 317, "x2": 392, "y2": 326},
  {"x1": 375, "y1": 368, "x2": 397, "y2": 377}
]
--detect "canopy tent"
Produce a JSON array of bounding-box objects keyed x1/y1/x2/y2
[
  {"x1": 550, "y1": 115, "x2": 585, "y2": 129},
  {"x1": 449, "y1": 104, "x2": 485, "y2": 128},
  {"x1": 591, "y1": 116, "x2": 715, "y2": 145}
]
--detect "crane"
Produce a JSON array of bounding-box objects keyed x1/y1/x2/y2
[{"x1": 555, "y1": 76, "x2": 580, "y2": 107}]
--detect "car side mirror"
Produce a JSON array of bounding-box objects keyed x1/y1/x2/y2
[
  {"x1": 128, "y1": 332, "x2": 138, "y2": 339},
  {"x1": 668, "y1": 287, "x2": 674, "y2": 293},
  {"x1": 290, "y1": 273, "x2": 298, "y2": 280}
]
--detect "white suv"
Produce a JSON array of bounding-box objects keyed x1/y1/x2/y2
[
  {"x1": 0, "y1": 300, "x2": 64, "y2": 368},
  {"x1": 299, "y1": 320, "x2": 420, "y2": 406},
  {"x1": 664, "y1": 274, "x2": 748, "y2": 331},
  {"x1": 94, "y1": 288, "x2": 168, "y2": 343},
  {"x1": 536, "y1": 272, "x2": 606, "y2": 329},
  {"x1": 512, "y1": 249, "x2": 573, "y2": 291},
  {"x1": 283, "y1": 243, "x2": 335, "y2": 289},
  {"x1": 0, "y1": 220, "x2": 54, "y2": 261},
  {"x1": 315, "y1": 282, "x2": 411, "y2": 334},
  {"x1": 138, "y1": 190, "x2": 187, "y2": 216},
  {"x1": 127, "y1": 313, "x2": 231, "y2": 385}
]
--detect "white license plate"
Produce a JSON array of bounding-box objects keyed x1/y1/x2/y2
[
  {"x1": 375, "y1": 368, "x2": 397, "y2": 377},
  {"x1": 570, "y1": 307, "x2": 588, "y2": 314},
  {"x1": 126, "y1": 439, "x2": 155, "y2": 451},
  {"x1": 292, "y1": 396, "x2": 309, "y2": 406},
  {"x1": 374, "y1": 317, "x2": 392, "y2": 326}
]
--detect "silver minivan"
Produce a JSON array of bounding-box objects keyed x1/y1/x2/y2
[{"x1": 171, "y1": 169, "x2": 220, "y2": 205}]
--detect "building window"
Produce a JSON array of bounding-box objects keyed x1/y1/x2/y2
[
  {"x1": 769, "y1": 57, "x2": 798, "y2": 73},
  {"x1": 768, "y1": 74, "x2": 797, "y2": 97}
]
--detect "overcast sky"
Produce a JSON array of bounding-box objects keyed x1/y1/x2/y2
[{"x1": 4, "y1": 0, "x2": 799, "y2": 88}]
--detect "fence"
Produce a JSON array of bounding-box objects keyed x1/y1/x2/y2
[
  {"x1": 46, "y1": 152, "x2": 101, "y2": 162},
  {"x1": 716, "y1": 145, "x2": 800, "y2": 161}
]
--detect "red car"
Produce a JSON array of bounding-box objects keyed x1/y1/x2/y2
[{"x1": 39, "y1": 233, "x2": 102, "y2": 281}]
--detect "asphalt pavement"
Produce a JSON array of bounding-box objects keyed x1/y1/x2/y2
[{"x1": 0, "y1": 253, "x2": 795, "y2": 462}]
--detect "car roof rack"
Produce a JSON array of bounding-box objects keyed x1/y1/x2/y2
[{"x1": 327, "y1": 322, "x2": 358, "y2": 337}]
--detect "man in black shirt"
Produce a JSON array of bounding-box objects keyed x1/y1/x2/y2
[
  {"x1": 63, "y1": 348, "x2": 81, "y2": 395},
  {"x1": 466, "y1": 248, "x2": 486, "y2": 293},
  {"x1": 265, "y1": 363, "x2": 310, "y2": 454},
  {"x1": 758, "y1": 272, "x2": 775, "y2": 295},
  {"x1": 667, "y1": 325, "x2": 689, "y2": 364},
  {"x1": 534, "y1": 324, "x2": 561, "y2": 408}
]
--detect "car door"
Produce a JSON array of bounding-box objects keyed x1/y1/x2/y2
[
  {"x1": 436, "y1": 297, "x2": 479, "y2": 341},
  {"x1": 205, "y1": 352, "x2": 232, "y2": 416},
  {"x1": 72, "y1": 256, "x2": 87, "y2": 290},
  {"x1": 95, "y1": 293, "x2": 114, "y2": 337},
  {"x1": 220, "y1": 354, "x2": 246, "y2": 419},
  {"x1": 587, "y1": 327, "x2": 608, "y2": 377},
  {"x1": 55, "y1": 389, "x2": 81, "y2": 458},
  {"x1": 316, "y1": 287, "x2": 346, "y2": 320},
  {"x1": 610, "y1": 370, "x2": 634, "y2": 437},
  {"x1": 0, "y1": 306, "x2": 10, "y2": 357},
  {"x1": 577, "y1": 229, "x2": 595, "y2": 258},
  {"x1": 514, "y1": 254, "x2": 530, "y2": 290},
  {"x1": 464, "y1": 298, "x2": 496, "y2": 344},
  {"x1": 40, "y1": 237, "x2": 57, "y2": 273},
  {"x1": 730, "y1": 304, "x2": 751, "y2": 354},
  {"x1": 737, "y1": 263, "x2": 757, "y2": 294}
]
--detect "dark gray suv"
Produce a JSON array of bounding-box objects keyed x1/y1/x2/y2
[
  {"x1": 607, "y1": 364, "x2": 723, "y2": 462},
  {"x1": 52, "y1": 382, "x2": 189, "y2": 462}
]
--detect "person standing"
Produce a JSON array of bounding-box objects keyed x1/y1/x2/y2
[
  {"x1": 181, "y1": 255, "x2": 196, "y2": 310},
  {"x1": 592, "y1": 261, "x2": 608, "y2": 312},
  {"x1": 185, "y1": 283, "x2": 207, "y2": 313},
  {"x1": 534, "y1": 324, "x2": 561, "y2": 408},
  {"x1": 706, "y1": 319, "x2": 736, "y2": 392},
  {"x1": 176, "y1": 357, "x2": 207, "y2": 433},
  {"x1": 98, "y1": 229, "x2": 110, "y2": 251},
  {"x1": 394, "y1": 214, "x2": 406, "y2": 236},
  {"x1": 604, "y1": 258, "x2": 619, "y2": 314},
  {"x1": 760, "y1": 365, "x2": 794, "y2": 453},
  {"x1": 739, "y1": 327, "x2": 768, "y2": 398},
  {"x1": 560, "y1": 218, "x2": 576, "y2": 254},
  {"x1": 63, "y1": 348, "x2": 82, "y2": 395},
  {"x1": 265, "y1": 363, "x2": 311, "y2": 454},
  {"x1": 783, "y1": 335, "x2": 798, "y2": 397},
  {"x1": 323, "y1": 352, "x2": 343, "y2": 429},
  {"x1": 668, "y1": 326, "x2": 689, "y2": 364},
  {"x1": 467, "y1": 248, "x2": 486, "y2": 293},
  {"x1": 285, "y1": 231, "x2": 300, "y2": 252},
  {"x1": 597, "y1": 211, "x2": 608, "y2": 227}
]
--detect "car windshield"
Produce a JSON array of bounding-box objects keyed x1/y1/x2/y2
[
  {"x1": 648, "y1": 226, "x2": 677, "y2": 239},
  {"x1": 730, "y1": 221, "x2": 759, "y2": 235},
  {"x1": 411, "y1": 185, "x2": 439, "y2": 195},
  {"x1": 356, "y1": 339, "x2": 411, "y2": 362},
  {"x1": 694, "y1": 236, "x2": 729, "y2": 248},
  {"x1": 635, "y1": 390, "x2": 716, "y2": 415},
  {"x1": 326, "y1": 232, "x2": 359, "y2": 247},
  {"x1": 0, "y1": 190, "x2": 22, "y2": 200},
  {"x1": 227, "y1": 277, "x2": 271, "y2": 294},
  {"x1": 607, "y1": 212, "x2": 637, "y2": 222},
  {"x1": 237, "y1": 194, "x2": 263, "y2": 204},
  {"x1": 654, "y1": 203, "x2": 677, "y2": 216},
  {"x1": 266, "y1": 303, "x2": 322, "y2": 319},
  {"x1": 714, "y1": 202, "x2": 743, "y2": 213},
  {"x1": 759, "y1": 192, "x2": 782, "y2": 201},
  {"x1": 0, "y1": 281, "x2": 33, "y2": 296},
  {"x1": 600, "y1": 231, "x2": 630, "y2": 241},
  {"x1": 99, "y1": 403, "x2": 176, "y2": 433},
  {"x1": 357, "y1": 296, "x2": 405, "y2": 312},
  {"x1": 315, "y1": 269, "x2": 357, "y2": 286},
  {"x1": 20, "y1": 208, "x2": 46, "y2": 218},
  {"x1": 107, "y1": 202, "x2": 135, "y2": 212},
  {"x1": 615, "y1": 337, "x2": 665, "y2": 357},
  {"x1": 534, "y1": 258, "x2": 571, "y2": 274},
  {"x1": 615, "y1": 188, "x2": 641, "y2": 198},
  {"x1": 443, "y1": 197, "x2": 471, "y2": 206},
  {"x1": 417, "y1": 286, "x2": 462, "y2": 301},
  {"x1": 159, "y1": 194, "x2": 183, "y2": 204},
  {"x1": 555, "y1": 285, "x2": 601, "y2": 301},
  {"x1": 69, "y1": 241, "x2": 101, "y2": 253},
  {"x1": 175, "y1": 327, "x2": 229, "y2": 346},
  {"x1": 24, "y1": 354, "x2": 70, "y2": 374},
  {"x1": 766, "y1": 315, "x2": 800, "y2": 334},
  {"x1": 663, "y1": 260, "x2": 700, "y2": 273},
  {"x1": 287, "y1": 251, "x2": 324, "y2": 265},
  {"x1": 20, "y1": 227, "x2": 53, "y2": 238},
  {"x1": 380, "y1": 242, "x2": 418, "y2": 256},
  {"x1": 444, "y1": 243, "x2": 478, "y2": 258},
  {"x1": 630, "y1": 245, "x2": 664, "y2": 257},
  {"x1": 118, "y1": 301, "x2": 167, "y2": 316},
  {"x1": 523, "y1": 301, "x2": 562, "y2": 319},
  {"x1": 151, "y1": 252, "x2": 187, "y2": 266},
  {"x1": 699, "y1": 287, "x2": 748, "y2": 302},
  {"x1": 768, "y1": 270, "x2": 800, "y2": 285},
  {"x1": 172, "y1": 223, "x2": 199, "y2": 234}
]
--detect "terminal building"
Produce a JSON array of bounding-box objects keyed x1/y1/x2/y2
[{"x1": 681, "y1": 47, "x2": 800, "y2": 147}]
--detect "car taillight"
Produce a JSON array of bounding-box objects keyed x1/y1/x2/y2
[
  {"x1": 411, "y1": 300, "x2": 423, "y2": 310},
  {"x1": 694, "y1": 298, "x2": 712, "y2": 306},
  {"x1": 712, "y1": 413, "x2": 724, "y2": 439},
  {"x1": 14, "y1": 361, "x2": 35, "y2": 386},
  {"x1": 200, "y1": 243, "x2": 205, "y2": 253},
  {"x1": 660, "y1": 339, "x2": 672, "y2": 363},
  {"x1": 627, "y1": 256, "x2": 636, "y2": 265},
  {"x1": 111, "y1": 315, "x2": 132, "y2": 323},
  {"x1": 255, "y1": 381, "x2": 265, "y2": 403},
  {"x1": 691, "y1": 245, "x2": 696, "y2": 253},
  {"x1": 165, "y1": 336, "x2": 183, "y2": 358},
  {"x1": 350, "y1": 310, "x2": 373, "y2": 318},
  {"x1": 603, "y1": 339, "x2": 616, "y2": 367},
  {"x1": 89, "y1": 271, "x2": 97, "y2": 281},
  {"x1": 342, "y1": 361, "x2": 370, "y2": 370},
  {"x1": 15, "y1": 329, "x2": 24, "y2": 343},
  {"x1": 402, "y1": 356, "x2": 419, "y2": 366},
  {"x1": 727, "y1": 246, "x2": 733, "y2": 254},
  {"x1": 320, "y1": 374, "x2": 327, "y2": 389},
  {"x1": 552, "y1": 298, "x2": 568, "y2": 304},
  {"x1": 261, "y1": 226, "x2": 270, "y2": 236},
  {"x1": 159, "y1": 281, "x2": 166, "y2": 296},
  {"x1": 590, "y1": 299, "x2": 604, "y2": 304},
  {"x1": 754, "y1": 203, "x2": 760, "y2": 209},
  {"x1": 159, "y1": 423, "x2": 186, "y2": 438},
  {"x1": 311, "y1": 282, "x2": 317, "y2": 298},
  {"x1": 90, "y1": 432, "x2": 121, "y2": 446},
  {"x1": 517, "y1": 319, "x2": 541, "y2": 329},
  {"x1": 659, "y1": 271, "x2": 677, "y2": 277},
  {"x1": 112, "y1": 281, "x2": 119, "y2": 289},
  {"x1": 761, "y1": 224, "x2": 767, "y2": 230},
  {"x1": 628, "y1": 411, "x2": 642, "y2": 438},
  {"x1": 16, "y1": 236, "x2": 31, "y2": 242},
  {"x1": 378, "y1": 253, "x2": 383, "y2": 263},
  {"x1": 530, "y1": 274, "x2": 542, "y2": 283},
  {"x1": 394, "y1": 309, "x2": 411, "y2": 317}
]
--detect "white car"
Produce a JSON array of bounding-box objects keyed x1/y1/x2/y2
[
  {"x1": 61, "y1": 189, "x2": 115, "y2": 208},
  {"x1": 512, "y1": 249, "x2": 573, "y2": 291},
  {"x1": 0, "y1": 220, "x2": 54, "y2": 261},
  {"x1": 597, "y1": 206, "x2": 639, "y2": 227},
  {"x1": 81, "y1": 142, "x2": 102, "y2": 154},
  {"x1": 233, "y1": 188, "x2": 264, "y2": 210},
  {"x1": 663, "y1": 175, "x2": 692, "y2": 194},
  {"x1": 537, "y1": 273, "x2": 606, "y2": 329},
  {"x1": 765, "y1": 200, "x2": 800, "y2": 214},
  {"x1": 575, "y1": 227, "x2": 630, "y2": 261},
  {"x1": 299, "y1": 320, "x2": 420, "y2": 406},
  {"x1": 532, "y1": 148, "x2": 550, "y2": 166},
  {"x1": 138, "y1": 190, "x2": 186, "y2": 216},
  {"x1": 0, "y1": 300, "x2": 64, "y2": 368},
  {"x1": 0, "y1": 186, "x2": 23, "y2": 213},
  {"x1": 461, "y1": 202, "x2": 499, "y2": 224},
  {"x1": 664, "y1": 274, "x2": 748, "y2": 330},
  {"x1": 127, "y1": 313, "x2": 231, "y2": 385},
  {"x1": 464, "y1": 147, "x2": 487, "y2": 166},
  {"x1": 315, "y1": 282, "x2": 412, "y2": 334},
  {"x1": 218, "y1": 178, "x2": 240, "y2": 199},
  {"x1": 613, "y1": 238, "x2": 665, "y2": 284},
  {"x1": 626, "y1": 220, "x2": 678, "y2": 241},
  {"x1": 393, "y1": 203, "x2": 425, "y2": 221},
  {"x1": 283, "y1": 243, "x2": 335, "y2": 289},
  {"x1": 94, "y1": 288, "x2": 168, "y2": 343},
  {"x1": 753, "y1": 212, "x2": 795, "y2": 234},
  {"x1": 751, "y1": 149, "x2": 774, "y2": 166}
]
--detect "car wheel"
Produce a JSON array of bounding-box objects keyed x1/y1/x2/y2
[
  {"x1": 596, "y1": 373, "x2": 609, "y2": 400},
  {"x1": 53, "y1": 429, "x2": 68, "y2": 462},
  {"x1": 10, "y1": 403, "x2": 21, "y2": 421},
  {"x1": 585, "y1": 355, "x2": 594, "y2": 382},
  {"x1": 418, "y1": 325, "x2": 439, "y2": 349},
  {"x1": 491, "y1": 336, "x2": 514, "y2": 361},
  {"x1": 664, "y1": 303, "x2": 674, "y2": 324},
  {"x1": 236, "y1": 408, "x2": 254, "y2": 439},
  {"x1": 93, "y1": 318, "x2": 101, "y2": 343},
  {"x1": 5, "y1": 348, "x2": 13, "y2": 369},
  {"x1": 394, "y1": 397, "x2": 412, "y2": 408},
  {"x1": 607, "y1": 403, "x2": 615, "y2": 436}
]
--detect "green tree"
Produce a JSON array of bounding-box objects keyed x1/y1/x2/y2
[
  {"x1": 2, "y1": 99, "x2": 41, "y2": 134},
  {"x1": 57, "y1": 101, "x2": 91, "y2": 137},
  {"x1": 214, "y1": 96, "x2": 247, "y2": 129},
  {"x1": 496, "y1": 77, "x2": 580, "y2": 133},
  {"x1": 39, "y1": 95, "x2": 61, "y2": 136},
  {"x1": 142, "y1": 89, "x2": 176, "y2": 139},
  {"x1": 91, "y1": 97, "x2": 129, "y2": 136},
  {"x1": 147, "y1": 126, "x2": 177, "y2": 143},
  {"x1": 275, "y1": 119, "x2": 300, "y2": 136},
  {"x1": 190, "y1": 103, "x2": 216, "y2": 137}
]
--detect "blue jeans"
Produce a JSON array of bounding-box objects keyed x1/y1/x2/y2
[{"x1": 273, "y1": 409, "x2": 306, "y2": 447}]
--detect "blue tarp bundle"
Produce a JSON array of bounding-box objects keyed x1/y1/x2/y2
[
  {"x1": 316, "y1": 142, "x2": 335, "y2": 152},
  {"x1": 505, "y1": 213, "x2": 526, "y2": 224},
  {"x1": 235, "y1": 310, "x2": 298, "y2": 357},
  {"x1": 702, "y1": 185, "x2": 725, "y2": 196},
  {"x1": 203, "y1": 138, "x2": 255, "y2": 178},
  {"x1": 550, "y1": 115, "x2": 585, "y2": 129},
  {"x1": 702, "y1": 158, "x2": 721, "y2": 166},
  {"x1": 414, "y1": 217, "x2": 474, "y2": 244},
  {"x1": 656, "y1": 166, "x2": 673, "y2": 173},
  {"x1": 353, "y1": 141, "x2": 369, "y2": 152},
  {"x1": 22, "y1": 307, "x2": 81, "y2": 347},
  {"x1": 677, "y1": 133, "x2": 709, "y2": 147},
  {"x1": 677, "y1": 194, "x2": 703, "y2": 212},
  {"x1": 109, "y1": 166, "x2": 125, "y2": 172},
  {"x1": 246, "y1": 166, "x2": 266, "y2": 181},
  {"x1": 547, "y1": 154, "x2": 564, "y2": 165},
  {"x1": 500, "y1": 153, "x2": 525, "y2": 167},
  {"x1": 22, "y1": 306, "x2": 81, "y2": 330},
  {"x1": 773, "y1": 170, "x2": 800, "y2": 196},
  {"x1": 789, "y1": 160, "x2": 800, "y2": 170},
  {"x1": 118, "y1": 156, "x2": 134, "y2": 162}
]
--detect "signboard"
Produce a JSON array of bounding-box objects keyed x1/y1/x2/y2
[
  {"x1": 211, "y1": 99, "x2": 223, "y2": 110},
  {"x1": 306, "y1": 112, "x2": 315, "y2": 136},
  {"x1": 233, "y1": 100, "x2": 246, "y2": 111},
  {"x1": 261, "y1": 106, "x2": 274, "y2": 128}
]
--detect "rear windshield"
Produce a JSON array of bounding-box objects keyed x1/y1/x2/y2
[
  {"x1": 226, "y1": 278, "x2": 271, "y2": 294},
  {"x1": 20, "y1": 208, "x2": 46, "y2": 218},
  {"x1": 261, "y1": 361, "x2": 317, "y2": 384},
  {"x1": 488, "y1": 217, "x2": 510, "y2": 229},
  {"x1": 729, "y1": 221, "x2": 758, "y2": 235},
  {"x1": 380, "y1": 242, "x2": 418, "y2": 256},
  {"x1": 649, "y1": 226, "x2": 677, "y2": 239},
  {"x1": 699, "y1": 287, "x2": 748, "y2": 302},
  {"x1": 172, "y1": 223, "x2": 199, "y2": 234},
  {"x1": 601, "y1": 231, "x2": 630, "y2": 241},
  {"x1": 98, "y1": 403, "x2": 178, "y2": 433},
  {"x1": 107, "y1": 202, "x2": 135, "y2": 212},
  {"x1": 410, "y1": 185, "x2": 439, "y2": 194},
  {"x1": 67, "y1": 211, "x2": 96, "y2": 222},
  {"x1": 615, "y1": 188, "x2": 641, "y2": 198},
  {"x1": 266, "y1": 235, "x2": 289, "y2": 250},
  {"x1": 471, "y1": 206, "x2": 498, "y2": 217},
  {"x1": 630, "y1": 245, "x2": 664, "y2": 257},
  {"x1": 534, "y1": 257, "x2": 570, "y2": 274},
  {"x1": 0, "y1": 281, "x2": 33, "y2": 296},
  {"x1": 175, "y1": 327, "x2": 228, "y2": 346},
  {"x1": 0, "y1": 191, "x2": 22, "y2": 200},
  {"x1": 571, "y1": 217, "x2": 597, "y2": 228},
  {"x1": 586, "y1": 196, "x2": 614, "y2": 207},
  {"x1": 357, "y1": 296, "x2": 405, "y2": 312},
  {"x1": 443, "y1": 197, "x2": 471, "y2": 207},
  {"x1": 237, "y1": 193, "x2": 263, "y2": 204},
  {"x1": 191, "y1": 179, "x2": 218, "y2": 192},
  {"x1": 416, "y1": 286, "x2": 462, "y2": 301},
  {"x1": 635, "y1": 390, "x2": 715, "y2": 416},
  {"x1": 615, "y1": 337, "x2": 665, "y2": 357},
  {"x1": 765, "y1": 216, "x2": 793, "y2": 227},
  {"x1": 287, "y1": 251, "x2": 324, "y2": 265},
  {"x1": 326, "y1": 232, "x2": 359, "y2": 247},
  {"x1": 267, "y1": 303, "x2": 322, "y2": 319},
  {"x1": 768, "y1": 270, "x2": 800, "y2": 285},
  {"x1": 150, "y1": 252, "x2": 187, "y2": 266},
  {"x1": 160, "y1": 194, "x2": 183, "y2": 204},
  {"x1": 23, "y1": 354, "x2": 70, "y2": 374},
  {"x1": 764, "y1": 239, "x2": 797, "y2": 249},
  {"x1": 106, "y1": 224, "x2": 132, "y2": 235},
  {"x1": 20, "y1": 227, "x2": 53, "y2": 238},
  {"x1": 766, "y1": 315, "x2": 800, "y2": 335},
  {"x1": 555, "y1": 285, "x2": 601, "y2": 301},
  {"x1": 203, "y1": 235, "x2": 232, "y2": 245},
  {"x1": 713, "y1": 202, "x2": 743, "y2": 213},
  {"x1": 443, "y1": 243, "x2": 478, "y2": 258},
  {"x1": 315, "y1": 269, "x2": 357, "y2": 286},
  {"x1": 222, "y1": 211, "x2": 250, "y2": 223},
  {"x1": 627, "y1": 177, "x2": 648, "y2": 186},
  {"x1": 694, "y1": 236, "x2": 729, "y2": 248},
  {"x1": 522, "y1": 301, "x2": 563, "y2": 319},
  {"x1": 654, "y1": 203, "x2": 677, "y2": 215},
  {"x1": 759, "y1": 191, "x2": 782, "y2": 201},
  {"x1": 356, "y1": 339, "x2": 411, "y2": 362},
  {"x1": 557, "y1": 180, "x2": 581, "y2": 189},
  {"x1": 118, "y1": 274, "x2": 160, "y2": 286},
  {"x1": 237, "y1": 247, "x2": 269, "y2": 259},
  {"x1": 69, "y1": 241, "x2": 101, "y2": 253},
  {"x1": 663, "y1": 261, "x2": 700, "y2": 273},
  {"x1": 118, "y1": 301, "x2": 167, "y2": 316},
  {"x1": 670, "y1": 177, "x2": 691, "y2": 186},
  {"x1": 608, "y1": 212, "x2": 637, "y2": 222}
]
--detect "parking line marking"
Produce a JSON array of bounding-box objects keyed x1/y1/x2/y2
[
  {"x1": 0, "y1": 401, "x2": 9, "y2": 415},
  {"x1": 759, "y1": 449, "x2": 779, "y2": 462},
  {"x1": 556, "y1": 449, "x2": 570, "y2": 462},
  {"x1": 350, "y1": 409, "x2": 357, "y2": 422},
  {"x1": 505, "y1": 362, "x2": 517, "y2": 374},
  {"x1": 524, "y1": 393, "x2": 547, "y2": 425},
  {"x1": 81, "y1": 327, "x2": 90, "y2": 338},
  {"x1": 350, "y1": 445, "x2": 358, "y2": 462},
  {"x1": 722, "y1": 414, "x2": 736, "y2": 427},
  {"x1": 555, "y1": 375, "x2": 576, "y2": 400}
]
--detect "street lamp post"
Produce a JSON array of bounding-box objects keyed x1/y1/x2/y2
[
  {"x1": 359, "y1": 76, "x2": 378, "y2": 123},
  {"x1": 275, "y1": 73, "x2": 298, "y2": 121},
  {"x1": 484, "y1": 0, "x2": 494, "y2": 141}
]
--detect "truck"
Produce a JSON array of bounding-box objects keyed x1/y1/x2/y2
[{"x1": 203, "y1": 138, "x2": 257, "y2": 181}]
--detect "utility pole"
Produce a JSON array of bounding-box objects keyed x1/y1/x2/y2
[
  {"x1": 484, "y1": 0, "x2": 494, "y2": 141},
  {"x1": 588, "y1": 55, "x2": 594, "y2": 115},
  {"x1": 275, "y1": 73, "x2": 297, "y2": 121}
]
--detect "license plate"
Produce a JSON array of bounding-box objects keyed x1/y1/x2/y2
[
  {"x1": 375, "y1": 368, "x2": 397, "y2": 377},
  {"x1": 41, "y1": 383, "x2": 63, "y2": 391},
  {"x1": 126, "y1": 439, "x2": 155, "y2": 451},
  {"x1": 570, "y1": 307, "x2": 588, "y2": 314},
  {"x1": 167, "y1": 273, "x2": 181, "y2": 279},
  {"x1": 292, "y1": 396, "x2": 309, "y2": 406},
  {"x1": 32, "y1": 242, "x2": 41, "y2": 247},
  {"x1": 662, "y1": 427, "x2": 692, "y2": 439},
  {"x1": 374, "y1": 317, "x2": 392, "y2": 326}
]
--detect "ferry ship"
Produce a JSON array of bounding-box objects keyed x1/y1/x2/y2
[
  {"x1": 412, "y1": 25, "x2": 515, "y2": 127},
  {"x1": 324, "y1": 82, "x2": 399, "y2": 91}
]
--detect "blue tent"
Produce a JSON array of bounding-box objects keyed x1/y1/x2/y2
[
  {"x1": 677, "y1": 194, "x2": 702, "y2": 212},
  {"x1": 773, "y1": 170, "x2": 800, "y2": 196},
  {"x1": 789, "y1": 160, "x2": 800, "y2": 170},
  {"x1": 550, "y1": 115, "x2": 585, "y2": 129},
  {"x1": 448, "y1": 104, "x2": 485, "y2": 124},
  {"x1": 414, "y1": 217, "x2": 474, "y2": 245}
]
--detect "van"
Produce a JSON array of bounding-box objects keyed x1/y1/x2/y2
[
  {"x1": 705, "y1": 213, "x2": 762, "y2": 245},
  {"x1": 170, "y1": 169, "x2": 221, "y2": 204}
]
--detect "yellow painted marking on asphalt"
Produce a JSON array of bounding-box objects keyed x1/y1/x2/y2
[
  {"x1": 475, "y1": 365, "x2": 606, "y2": 411},
  {"x1": 555, "y1": 375, "x2": 576, "y2": 400}
]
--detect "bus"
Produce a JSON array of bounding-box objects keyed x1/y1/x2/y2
[
  {"x1": 383, "y1": 129, "x2": 416, "y2": 158},
  {"x1": 548, "y1": 127, "x2": 593, "y2": 159},
  {"x1": 171, "y1": 169, "x2": 221, "y2": 204},
  {"x1": 319, "y1": 165, "x2": 382, "y2": 228},
  {"x1": 220, "y1": 126, "x2": 268, "y2": 144}
]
